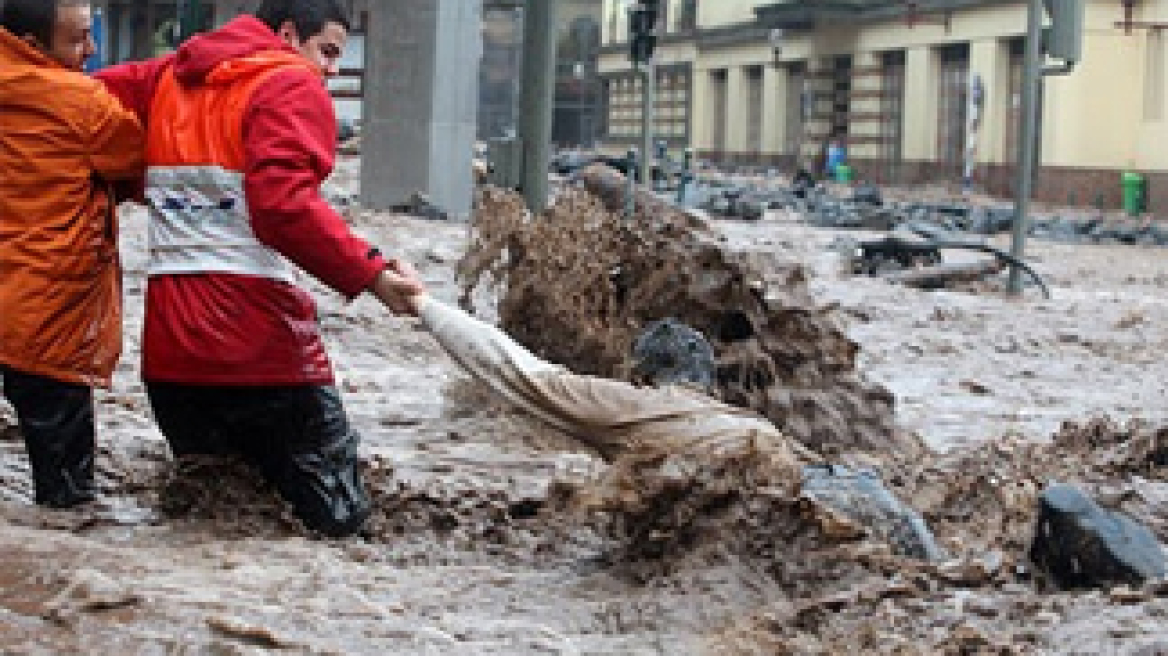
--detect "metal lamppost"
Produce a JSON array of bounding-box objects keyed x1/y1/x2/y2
[
  {"x1": 628, "y1": 1, "x2": 659, "y2": 188},
  {"x1": 1007, "y1": 0, "x2": 1082, "y2": 295}
]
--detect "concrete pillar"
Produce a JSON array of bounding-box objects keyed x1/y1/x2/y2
[
  {"x1": 762, "y1": 64, "x2": 787, "y2": 158},
  {"x1": 725, "y1": 66, "x2": 748, "y2": 155},
  {"x1": 848, "y1": 52, "x2": 883, "y2": 162},
  {"x1": 690, "y1": 67, "x2": 713, "y2": 152},
  {"x1": 361, "y1": 0, "x2": 481, "y2": 219},
  {"x1": 519, "y1": 0, "x2": 556, "y2": 211},
  {"x1": 902, "y1": 46, "x2": 938, "y2": 162}
]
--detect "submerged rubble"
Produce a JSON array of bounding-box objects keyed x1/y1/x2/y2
[{"x1": 673, "y1": 168, "x2": 1167, "y2": 252}]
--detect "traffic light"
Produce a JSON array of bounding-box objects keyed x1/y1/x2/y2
[
  {"x1": 1042, "y1": 0, "x2": 1084, "y2": 63},
  {"x1": 628, "y1": 1, "x2": 660, "y2": 65}
]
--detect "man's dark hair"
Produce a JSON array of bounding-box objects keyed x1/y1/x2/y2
[
  {"x1": 255, "y1": 0, "x2": 351, "y2": 41},
  {"x1": 0, "y1": 0, "x2": 88, "y2": 47}
]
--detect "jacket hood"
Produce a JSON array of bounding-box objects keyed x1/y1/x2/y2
[
  {"x1": 172, "y1": 14, "x2": 302, "y2": 86},
  {"x1": 0, "y1": 26, "x2": 62, "y2": 68}
]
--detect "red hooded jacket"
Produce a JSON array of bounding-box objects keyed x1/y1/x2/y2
[{"x1": 97, "y1": 16, "x2": 386, "y2": 385}]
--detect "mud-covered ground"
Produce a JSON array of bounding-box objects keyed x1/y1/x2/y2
[{"x1": 2, "y1": 162, "x2": 1168, "y2": 654}]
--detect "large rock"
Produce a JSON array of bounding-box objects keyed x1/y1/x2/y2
[
  {"x1": 1029, "y1": 483, "x2": 1167, "y2": 589},
  {"x1": 801, "y1": 464, "x2": 944, "y2": 561}
]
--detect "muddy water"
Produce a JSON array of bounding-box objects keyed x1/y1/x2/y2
[{"x1": 3, "y1": 166, "x2": 1168, "y2": 653}]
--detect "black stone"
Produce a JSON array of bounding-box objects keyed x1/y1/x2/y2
[
  {"x1": 987, "y1": 208, "x2": 1017, "y2": 234},
  {"x1": 630, "y1": 318, "x2": 716, "y2": 389},
  {"x1": 737, "y1": 199, "x2": 767, "y2": 221},
  {"x1": 1029, "y1": 483, "x2": 1167, "y2": 590},
  {"x1": 851, "y1": 184, "x2": 883, "y2": 206}
]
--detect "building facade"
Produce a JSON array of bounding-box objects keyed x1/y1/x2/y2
[
  {"x1": 480, "y1": 0, "x2": 604, "y2": 145},
  {"x1": 598, "y1": 0, "x2": 1168, "y2": 212}
]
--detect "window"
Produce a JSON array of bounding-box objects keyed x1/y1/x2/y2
[
  {"x1": 603, "y1": 65, "x2": 692, "y2": 143},
  {"x1": 679, "y1": 0, "x2": 698, "y2": 32},
  {"x1": 831, "y1": 55, "x2": 852, "y2": 138},
  {"x1": 1004, "y1": 38, "x2": 1024, "y2": 165},
  {"x1": 880, "y1": 51, "x2": 906, "y2": 180},
  {"x1": 784, "y1": 62, "x2": 807, "y2": 156},
  {"x1": 711, "y1": 69, "x2": 728, "y2": 151},
  {"x1": 936, "y1": 43, "x2": 970, "y2": 177},
  {"x1": 657, "y1": 68, "x2": 692, "y2": 139}
]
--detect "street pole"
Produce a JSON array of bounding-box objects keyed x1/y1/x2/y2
[
  {"x1": 1007, "y1": 0, "x2": 1044, "y2": 295},
  {"x1": 676, "y1": 147, "x2": 693, "y2": 205},
  {"x1": 519, "y1": 0, "x2": 556, "y2": 213},
  {"x1": 640, "y1": 60, "x2": 655, "y2": 189},
  {"x1": 176, "y1": 0, "x2": 187, "y2": 42},
  {"x1": 626, "y1": 147, "x2": 637, "y2": 218}
]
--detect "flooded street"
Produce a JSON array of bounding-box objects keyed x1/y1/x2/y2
[{"x1": 3, "y1": 165, "x2": 1168, "y2": 654}]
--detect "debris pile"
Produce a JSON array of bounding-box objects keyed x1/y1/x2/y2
[
  {"x1": 460, "y1": 165, "x2": 901, "y2": 457},
  {"x1": 699, "y1": 417, "x2": 1168, "y2": 653},
  {"x1": 660, "y1": 164, "x2": 1166, "y2": 249},
  {"x1": 844, "y1": 225, "x2": 1052, "y2": 297}
]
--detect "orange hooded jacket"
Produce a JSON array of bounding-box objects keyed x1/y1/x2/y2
[{"x1": 0, "y1": 28, "x2": 145, "y2": 386}]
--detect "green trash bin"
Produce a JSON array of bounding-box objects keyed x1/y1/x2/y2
[
  {"x1": 835, "y1": 164, "x2": 855, "y2": 183},
  {"x1": 1122, "y1": 171, "x2": 1146, "y2": 216}
]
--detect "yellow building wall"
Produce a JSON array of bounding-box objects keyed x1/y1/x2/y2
[
  {"x1": 1033, "y1": 1, "x2": 1137, "y2": 170},
  {"x1": 598, "y1": 0, "x2": 1167, "y2": 174},
  {"x1": 1042, "y1": 29, "x2": 1142, "y2": 169},
  {"x1": 1133, "y1": 0, "x2": 1168, "y2": 171}
]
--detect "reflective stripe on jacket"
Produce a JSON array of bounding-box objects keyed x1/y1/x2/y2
[
  {"x1": 144, "y1": 54, "x2": 305, "y2": 284},
  {"x1": 145, "y1": 165, "x2": 295, "y2": 284}
]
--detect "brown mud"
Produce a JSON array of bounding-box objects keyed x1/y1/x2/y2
[
  {"x1": 460, "y1": 165, "x2": 902, "y2": 457},
  {"x1": 2, "y1": 159, "x2": 1168, "y2": 654}
]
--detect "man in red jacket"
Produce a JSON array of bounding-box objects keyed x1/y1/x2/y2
[{"x1": 97, "y1": 0, "x2": 424, "y2": 537}]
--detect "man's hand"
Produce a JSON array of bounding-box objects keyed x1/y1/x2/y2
[{"x1": 370, "y1": 260, "x2": 428, "y2": 316}]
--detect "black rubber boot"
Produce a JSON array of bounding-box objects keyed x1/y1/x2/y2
[
  {"x1": 275, "y1": 427, "x2": 371, "y2": 538},
  {"x1": 147, "y1": 382, "x2": 371, "y2": 537},
  {"x1": 2, "y1": 367, "x2": 97, "y2": 508}
]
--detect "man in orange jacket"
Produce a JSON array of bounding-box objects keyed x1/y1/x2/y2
[
  {"x1": 0, "y1": 0, "x2": 145, "y2": 508},
  {"x1": 97, "y1": 0, "x2": 425, "y2": 537}
]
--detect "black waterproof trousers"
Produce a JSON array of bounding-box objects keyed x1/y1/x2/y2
[
  {"x1": 145, "y1": 383, "x2": 371, "y2": 538},
  {"x1": 0, "y1": 366, "x2": 97, "y2": 508}
]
